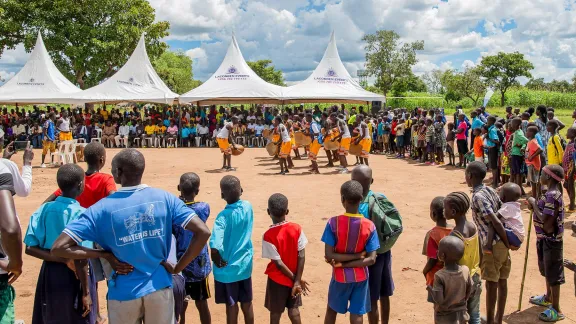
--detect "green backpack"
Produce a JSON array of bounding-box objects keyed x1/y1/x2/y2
[{"x1": 368, "y1": 193, "x2": 403, "y2": 254}]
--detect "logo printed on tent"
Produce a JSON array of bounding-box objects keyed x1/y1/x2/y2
[
  {"x1": 313, "y1": 67, "x2": 347, "y2": 85},
  {"x1": 17, "y1": 77, "x2": 44, "y2": 86},
  {"x1": 215, "y1": 65, "x2": 250, "y2": 81},
  {"x1": 117, "y1": 76, "x2": 142, "y2": 87}
]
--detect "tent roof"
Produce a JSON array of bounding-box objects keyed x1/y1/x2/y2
[
  {"x1": 179, "y1": 35, "x2": 283, "y2": 105},
  {"x1": 0, "y1": 32, "x2": 81, "y2": 104},
  {"x1": 65, "y1": 34, "x2": 178, "y2": 105},
  {"x1": 282, "y1": 32, "x2": 385, "y2": 104}
]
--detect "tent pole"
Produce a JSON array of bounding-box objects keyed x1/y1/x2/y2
[{"x1": 178, "y1": 104, "x2": 183, "y2": 148}]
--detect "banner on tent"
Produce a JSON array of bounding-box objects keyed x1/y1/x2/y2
[{"x1": 215, "y1": 66, "x2": 250, "y2": 81}]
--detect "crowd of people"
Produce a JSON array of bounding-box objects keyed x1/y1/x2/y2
[{"x1": 0, "y1": 101, "x2": 576, "y2": 324}]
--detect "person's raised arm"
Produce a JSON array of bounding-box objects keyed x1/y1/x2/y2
[
  {"x1": 0, "y1": 190, "x2": 22, "y2": 283},
  {"x1": 3, "y1": 148, "x2": 33, "y2": 197}
]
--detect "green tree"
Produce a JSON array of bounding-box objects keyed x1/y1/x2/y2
[
  {"x1": 391, "y1": 72, "x2": 427, "y2": 95},
  {"x1": 422, "y1": 69, "x2": 444, "y2": 94},
  {"x1": 441, "y1": 67, "x2": 486, "y2": 105},
  {"x1": 478, "y1": 52, "x2": 534, "y2": 106},
  {"x1": 0, "y1": 0, "x2": 169, "y2": 89},
  {"x1": 247, "y1": 60, "x2": 285, "y2": 86},
  {"x1": 526, "y1": 78, "x2": 547, "y2": 91},
  {"x1": 153, "y1": 50, "x2": 197, "y2": 94},
  {"x1": 362, "y1": 30, "x2": 424, "y2": 97}
]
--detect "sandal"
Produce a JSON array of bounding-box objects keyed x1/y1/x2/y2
[
  {"x1": 529, "y1": 294, "x2": 551, "y2": 307},
  {"x1": 539, "y1": 307, "x2": 565, "y2": 322}
]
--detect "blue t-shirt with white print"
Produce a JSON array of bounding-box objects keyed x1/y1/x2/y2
[{"x1": 64, "y1": 185, "x2": 197, "y2": 301}]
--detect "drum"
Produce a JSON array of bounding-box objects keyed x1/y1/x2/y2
[
  {"x1": 294, "y1": 131, "x2": 312, "y2": 146},
  {"x1": 263, "y1": 129, "x2": 271, "y2": 139},
  {"x1": 349, "y1": 140, "x2": 363, "y2": 156},
  {"x1": 266, "y1": 142, "x2": 277, "y2": 156},
  {"x1": 324, "y1": 138, "x2": 340, "y2": 151},
  {"x1": 232, "y1": 145, "x2": 245, "y2": 156}
]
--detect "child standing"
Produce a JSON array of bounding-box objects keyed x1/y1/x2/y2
[
  {"x1": 526, "y1": 126, "x2": 543, "y2": 199},
  {"x1": 210, "y1": 175, "x2": 255, "y2": 324},
  {"x1": 466, "y1": 161, "x2": 509, "y2": 324},
  {"x1": 446, "y1": 123, "x2": 456, "y2": 166},
  {"x1": 263, "y1": 193, "x2": 309, "y2": 324},
  {"x1": 322, "y1": 180, "x2": 380, "y2": 324},
  {"x1": 395, "y1": 119, "x2": 406, "y2": 158},
  {"x1": 444, "y1": 192, "x2": 482, "y2": 324},
  {"x1": 455, "y1": 114, "x2": 468, "y2": 168},
  {"x1": 469, "y1": 128, "x2": 484, "y2": 163},
  {"x1": 425, "y1": 119, "x2": 436, "y2": 165},
  {"x1": 510, "y1": 118, "x2": 528, "y2": 195},
  {"x1": 24, "y1": 164, "x2": 96, "y2": 323},
  {"x1": 417, "y1": 119, "x2": 427, "y2": 162},
  {"x1": 527, "y1": 164, "x2": 566, "y2": 322},
  {"x1": 434, "y1": 116, "x2": 446, "y2": 164},
  {"x1": 547, "y1": 120, "x2": 564, "y2": 167},
  {"x1": 427, "y1": 236, "x2": 473, "y2": 324},
  {"x1": 562, "y1": 127, "x2": 576, "y2": 211},
  {"x1": 173, "y1": 173, "x2": 212, "y2": 324},
  {"x1": 422, "y1": 197, "x2": 452, "y2": 300}
]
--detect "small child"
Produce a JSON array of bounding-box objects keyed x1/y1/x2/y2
[
  {"x1": 24, "y1": 164, "x2": 96, "y2": 323},
  {"x1": 417, "y1": 119, "x2": 427, "y2": 162},
  {"x1": 483, "y1": 183, "x2": 525, "y2": 253},
  {"x1": 526, "y1": 126, "x2": 543, "y2": 199},
  {"x1": 562, "y1": 127, "x2": 576, "y2": 211},
  {"x1": 263, "y1": 193, "x2": 310, "y2": 324},
  {"x1": 446, "y1": 123, "x2": 456, "y2": 166},
  {"x1": 395, "y1": 118, "x2": 406, "y2": 158},
  {"x1": 425, "y1": 119, "x2": 436, "y2": 165},
  {"x1": 173, "y1": 173, "x2": 212, "y2": 324},
  {"x1": 444, "y1": 192, "x2": 481, "y2": 323},
  {"x1": 422, "y1": 197, "x2": 452, "y2": 301},
  {"x1": 322, "y1": 180, "x2": 380, "y2": 324},
  {"x1": 427, "y1": 236, "x2": 472, "y2": 324},
  {"x1": 469, "y1": 128, "x2": 484, "y2": 163},
  {"x1": 527, "y1": 164, "x2": 566, "y2": 322},
  {"x1": 434, "y1": 116, "x2": 446, "y2": 164},
  {"x1": 210, "y1": 175, "x2": 255, "y2": 324},
  {"x1": 547, "y1": 120, "x2": 564, "y2": 167}
]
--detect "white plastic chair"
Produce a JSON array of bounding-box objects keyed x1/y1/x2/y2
[
  {"x1": 133, "y1": 137, "x2": 141, "y2": 147},
  {"x1": 235, "y1": 136, "x2": 245, "y2": 146},
  {"x1": 51, "y1": 141, "x2": 76, "y2": 165},
  {"x1": 91, "y1": 129, "x2": 103, "y2": 143},
  {"x1": 194, "y1": 137, "x2": 201, "y2": 147},
  {"x1": 167, "y1": 137, "x2": 178, "y2": 148}
]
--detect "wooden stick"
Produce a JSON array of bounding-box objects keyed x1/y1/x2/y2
[{"x1": 518, "y1": 211, "x2": 533, "y2": 311}]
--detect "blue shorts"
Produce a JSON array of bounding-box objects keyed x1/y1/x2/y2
[
  {"x1": 368, "y1": 251, "x2": 395, "y2": 300},
  {"x1": 396, "y1": 136, "x2": 404, "y2": 148},
  {"x1": 214, "y1": 277, "x2": 253, "y2": 306},
  {"x1": 506, "y1": 228, "x2": 522, "y2": 248},
  {"x1": 328, "y1": 278, "x2": 371, "y2": 315}
]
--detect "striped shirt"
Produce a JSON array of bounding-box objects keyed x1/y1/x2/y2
[
  {"x1": 471, "y1": 185, "x2": 502, "y2": 244},
  {"x1": 321, "y1": 213, "x2": 380, "y2": 283},
  {"x1": 535, "y1": 189, "x2": 564, "y2": 242}
]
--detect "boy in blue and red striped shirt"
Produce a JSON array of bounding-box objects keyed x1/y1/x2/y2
[{"x1": 322, "y1": 180, "x2": 380, "y2": 323}]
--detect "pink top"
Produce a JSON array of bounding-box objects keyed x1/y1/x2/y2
[
  {"x1": 167, "y1": 125, "x2": 178, "y2": 135},
  {"x1": 456, "y1": 122, "x2": 467, "y2": 140}
]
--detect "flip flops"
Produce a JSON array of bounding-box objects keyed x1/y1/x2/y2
[
  {"x1": 539, "y1": 307, "x2": 565, "y2": 322},
  {"x1": 529, "y1": 294, "x2": 551, "y2": 307}
]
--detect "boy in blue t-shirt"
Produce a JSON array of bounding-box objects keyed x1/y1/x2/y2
[
  {"x1": 173, "y1": 172, "x2": 212, "y2": 324},
  {"x1": 210, "y1": 175, "x2": 255, "y2": 324}
]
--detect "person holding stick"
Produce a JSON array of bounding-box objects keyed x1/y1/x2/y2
[{"x1": 527, "y1": 164, "x2": 566, "y2": 322}]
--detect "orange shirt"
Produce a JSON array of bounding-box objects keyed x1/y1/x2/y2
[
  {"x1": 423, "y1": 226, "x2": 452, "y2": 285},
  {"x1": 473, "y1": 136, "x2": 484, "y2": 158}
]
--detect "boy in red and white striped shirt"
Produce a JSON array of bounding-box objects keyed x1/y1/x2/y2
[{"x1": 262, "y1": 193, "x2": 309, "y2": 324}]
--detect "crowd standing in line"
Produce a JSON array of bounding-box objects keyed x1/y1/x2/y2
[{"x1": 1, "y1": 101, "x2": 576, "y2": 323}]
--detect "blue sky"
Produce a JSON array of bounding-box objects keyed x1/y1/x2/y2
[{"x1": 1, "y1": 0, "x2": 576, "y2": 86}]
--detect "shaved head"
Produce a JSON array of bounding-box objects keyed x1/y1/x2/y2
[
  {"x1": 112, "y1": 149, "x2": 145, "y2": 185},
  {"x1": 351, "y1": 165, "x2": 373, "y2": 196}
]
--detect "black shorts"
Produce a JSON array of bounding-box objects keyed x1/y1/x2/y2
[
  {"x1": 368, "y1": 251, "x2": 395, "y2": 301},
  {"x1": 457, "y1": 139, "x2": 468, "y2": 155},
  {"x1": 537, "y1": 239, "x2": 565, "y2": 286},
  {"x1": 488, "y1": 146, "x2": 499, "y2": 170},
  {"x1": 264, "y1": 278, "x2": 302, "y2": 313},
  {"x1": 173, "y1": 274, "x2": 186, "y2": 322},
  {"x1": 510, "y1": 155, "x2": 523, "y2": 175},
  {"x1": 185, "y1": 278, "x2": 211, "y2": 301},
  {"x1": 214, "y1": 277, "x2": 253, "y2": 306}
]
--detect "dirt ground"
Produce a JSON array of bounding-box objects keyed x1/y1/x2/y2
[{"x1": 9, "y1": 148, "x2": 576, "y2": 323}]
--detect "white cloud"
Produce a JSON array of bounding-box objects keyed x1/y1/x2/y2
[
  {"x1": 2, "y1": 0, "x2": 576, "y2": 85},
  {"x1": 0, "y1": 71, "x2": 15, "y2": 82}
]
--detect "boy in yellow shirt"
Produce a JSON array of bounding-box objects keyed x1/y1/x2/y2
[{"x1": 143, "y1": 120, "x2": 157, "y2": 148}]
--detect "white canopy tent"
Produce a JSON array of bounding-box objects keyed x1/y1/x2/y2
[
  {"x1": 65, "y1": 34, "x2": 178, "y2": 105},
  {"x1": 282, "y1": 32, "x2": 385, "y2": 104},
  {"x1": 179, "y1": 35, "x2": 283, "y2": 105},
  {"x1": 0, "y1": 32, "x2": 81, "y2": 104}
]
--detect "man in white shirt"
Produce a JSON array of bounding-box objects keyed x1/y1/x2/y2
[
  {"x1": 197, "y1": 123, "x2": 210, "y2": 147},
  {"x1": 13, "y1": 121, "x2": 27, "y2": 141},
  {"x1": 2, "y1": 142, "x2": 33, "y2": 197},
  {"x1": 115, "y1": 121, "x2": 130, "y2": 148}
]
